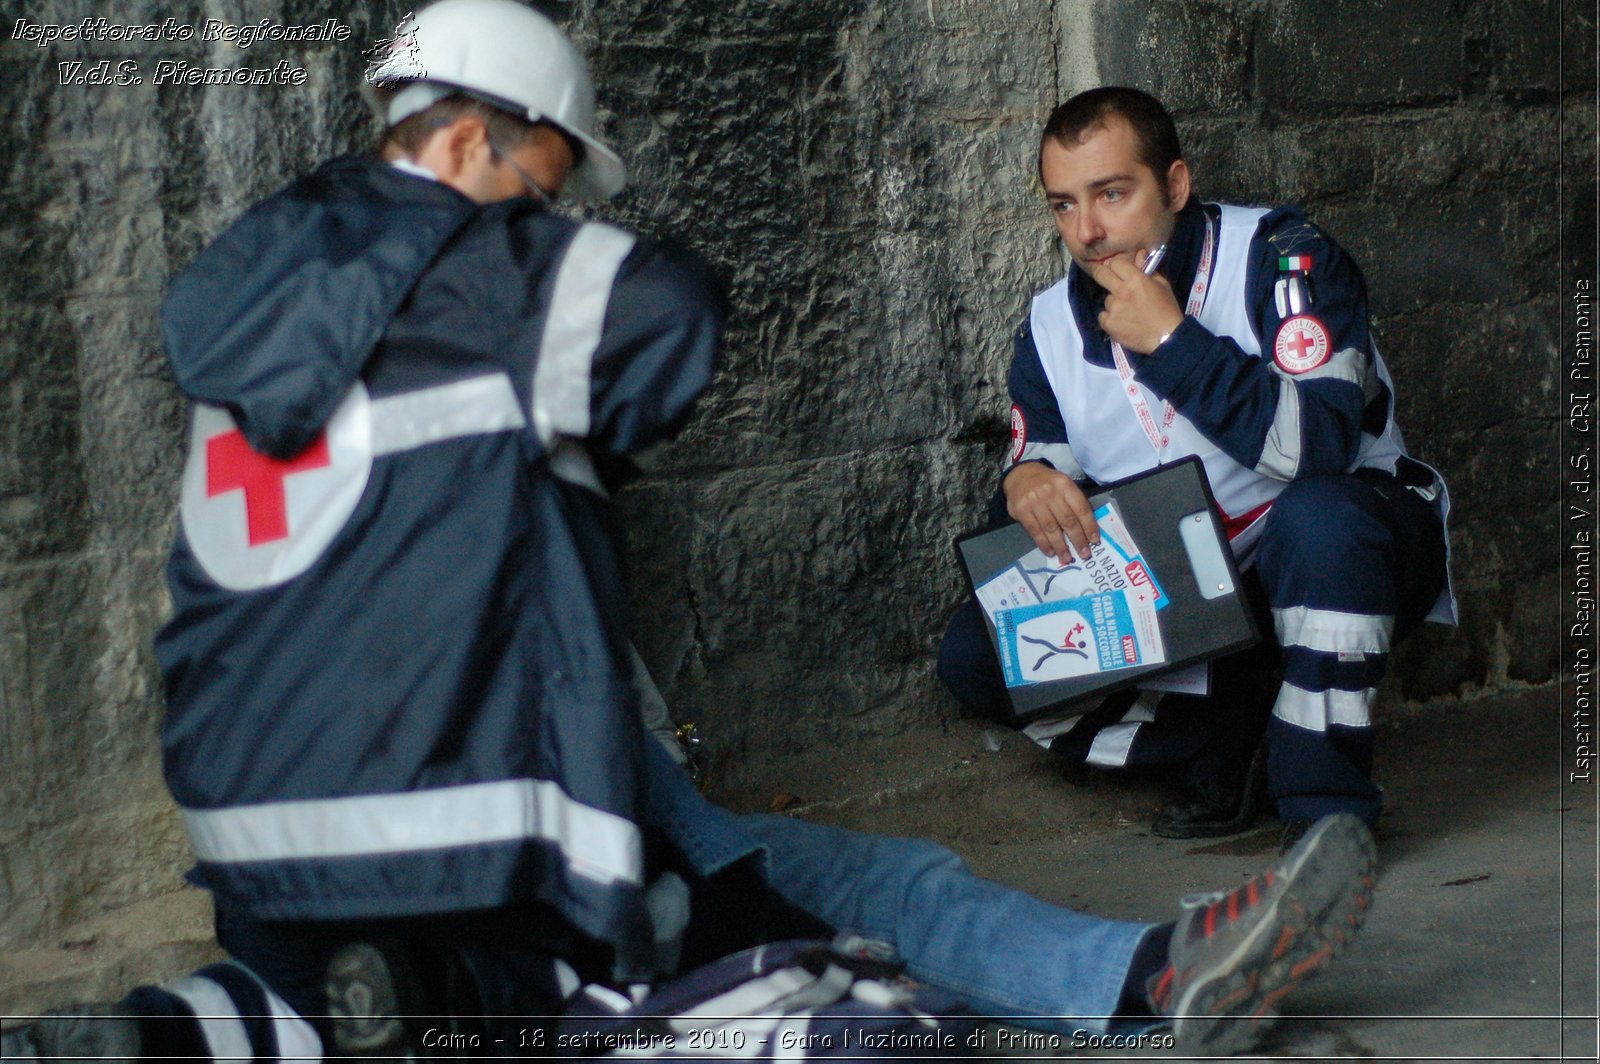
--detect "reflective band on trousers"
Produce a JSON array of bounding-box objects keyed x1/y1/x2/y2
[
  {"x1": 1273, "y1": 606, "x2": 1394, "y2": 655},
  {"x1": 182, "y1": 777, "x2": 643, "y2": 886},
  {"x1": 1272, "y1": 682, "x2": 1375, "y2": 731},
  {"x1": 1084, "y1": 700, "x2": 1157, "y2": 767}
]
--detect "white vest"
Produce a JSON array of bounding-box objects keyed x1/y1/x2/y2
[{"x1": 1029, "y1": 204, "x2": 1455, "y2": 623}]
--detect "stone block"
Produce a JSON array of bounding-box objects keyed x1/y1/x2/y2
[
  {"x1": 1462, "y1": 0, "x2": 1570, "y2": 99},
  {"x1": 1181, "y1": 114, "x2": 1380, "y2": 208},
  {"x1": 1313, "y1": 200, "x2": 1504, "y2": 313},
  {"x1": 1391, "y1": 619, "x2": 1488, "y2": 699},
  {"x1": 582, "y1": 0, "x2": 859, "y2": 45},
  {"x1": 1434, "y1": 420, "x2": 1560, "y2": 590},
  {"x1": 65, "y1": 300, "x2": 186, "y2": 554},
  {"x1": 0, "y1": 307, "x2": 90, "y2": 564},
  {"x1": 1, "y1": 562, "x2": 101, "y2": 815},
  {"x1": 1559, "y1": 0, "x2": 1599, "y2": 94},
  {"x1": 0, "y1": 554, "x2": 177, "y2": 950},
  {"x1": 0, "y1": 885, "x2": 219, "y2": 1015},
  {"x1": 874, "y1": 26, "x2": 1056, "y2": 118},
  {"x1": 653, "y1": 446, "x2": 978, "y2": 776},
  {"x1": 1504, "y1": 566, "x2": 1562, "y2": 685},
  {"x1": 1377, "y1": 300, "x2": 1559, "y2": 439},
  {"x1": 1256, "y1": 0, "x2": 1463, "y2": 111},
  {"x1": 916, "y1": 0, "x2": 1058, "y2": 33},
  {"x1": 1079, "y1": 0, "x2": 1253, "y2": 114}
]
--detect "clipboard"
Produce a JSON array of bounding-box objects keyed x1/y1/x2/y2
[{"x1": 956, "y1": 457, "x2": 1260, "y2": 723}]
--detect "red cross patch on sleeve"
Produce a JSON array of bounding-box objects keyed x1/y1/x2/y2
[
  {"x1": 1272, "y1": 314, "x2": 1332, "y2": 374},
  {"x1": 1009, "y1": 404, "x2": 1028, "y2": 464}
]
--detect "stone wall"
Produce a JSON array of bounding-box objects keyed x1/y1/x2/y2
[{"x1": 0, "y1": 0, "x2": 1589, "y2": 993}]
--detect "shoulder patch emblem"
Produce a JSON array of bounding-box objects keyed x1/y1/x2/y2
[
  {"x1": 1273, "y1": 315, "x2": 1331, "y2": 374},
  {"x1": 1010, "y1": 405, "x2": 1028, "y2": 464}
]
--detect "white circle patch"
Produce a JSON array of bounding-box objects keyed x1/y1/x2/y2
[
  {"x1": 180, "y1": 385, "x2": 373, "y2": 591},
  {"x1": 1009, "y1": 405, "x2": 1028, "y2": 464},
  {"x1": 1273, "y1": 315, "x2": 1331, "y2": 374}
]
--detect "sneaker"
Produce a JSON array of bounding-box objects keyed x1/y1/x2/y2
[
  {"x1": 1146, "y1": 813, "x2": 1377, "y2": 1056},
  {"x1": 4, "y1": 1004, "x2": 142, "y2": 1062}
]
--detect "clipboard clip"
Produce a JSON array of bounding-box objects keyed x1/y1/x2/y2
[{"x1": 1180, "y1": 510, "x2": 1235, "y2": 599}]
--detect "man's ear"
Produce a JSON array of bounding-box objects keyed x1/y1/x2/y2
[
  {"x1": 1165, "y1": 158, "x2": 1192, "y2": 213},
  {"x1": 442, "y1": 115, "x2": 492, "y2": 173},
  {"x1": 418, "y1": 114, "x2": 491, "y2": 182}
]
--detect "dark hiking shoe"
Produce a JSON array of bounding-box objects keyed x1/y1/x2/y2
[
  {"x1": 1147, "y1": 813, "x2": 1376, "y2": 1056},
  {"x1": 6, "y1": 1004, "x2": 143, "y2": 1062},
  {"x1": 1151, "y1": 741, "x2": 1268, "y2": 839}
]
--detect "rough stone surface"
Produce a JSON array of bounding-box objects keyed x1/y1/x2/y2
[{"x1": 0, "y1": 0, "x2": 1585, "y2": 1011}]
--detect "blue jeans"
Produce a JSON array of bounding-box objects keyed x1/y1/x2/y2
[
  {"x1": 165, "y1": 739, "x2": 1153, "y2": 1051},
  {"x1": 644, "y1": 739, "x2": 1153, "y2": 1033}
]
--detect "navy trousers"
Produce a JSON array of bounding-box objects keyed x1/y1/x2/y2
[{"x1": 938, "y1": 470, "x2": 1447, "y2": 825}]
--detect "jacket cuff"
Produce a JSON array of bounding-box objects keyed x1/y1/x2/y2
[{"x1": 1132, "y1": 315, "x2": 1212, "y2": 400}]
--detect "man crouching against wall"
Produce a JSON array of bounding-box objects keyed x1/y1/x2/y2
[{"x1": 938, "y1": 87, "x2": 1453, "y2": 847}]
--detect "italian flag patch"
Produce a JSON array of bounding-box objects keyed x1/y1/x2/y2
[{"x1": 1278, "y1": 255, "x2": 1313, "y2": 273}]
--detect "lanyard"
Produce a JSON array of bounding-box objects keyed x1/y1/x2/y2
[{"x1": 1110, "y1": 216, "x2": 1216, "y2": 458}]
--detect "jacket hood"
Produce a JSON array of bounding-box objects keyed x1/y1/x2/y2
[{"x1": 161, "y1": 156, "x2": 480, "y2": 458}]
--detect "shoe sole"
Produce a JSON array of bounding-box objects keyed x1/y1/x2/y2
[
  {"x1": 1171, "y1": 813, "x2": 1377, "y2": 1056},
  {"x1": 325, "y1": 943, "x2": 413, "y2": 1060}
]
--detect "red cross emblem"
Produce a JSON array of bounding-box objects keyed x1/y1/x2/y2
[
  {"x1": 180, "y1": 389, "x2": 373, "y2": 591},
  {"x1": 1009, "y1": 405, "x2": 1028, "y2": 464},
  {"x1": 1273, "y1": 314, "x2": 1330, "y2": 374},
  {"x1": 205, "y1": 431, "x2": 333, "y2": 546}
]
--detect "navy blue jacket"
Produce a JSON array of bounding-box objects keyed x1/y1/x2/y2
[{"x1": 155, "y1": 156, "x2": 722, "y2": 977}]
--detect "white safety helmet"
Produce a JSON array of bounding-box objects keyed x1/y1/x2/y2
[{"x1": 364, "y1": 0, "x2": 625, "y2": 201}]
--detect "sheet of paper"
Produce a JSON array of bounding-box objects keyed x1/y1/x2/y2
[
  {"x1": 1139, "y1": 662, "x2": 1211, "y2": 696},
  {"x1": 975, "y1": 562, "x2": 1042, "y2": 618},
  {"x1": 993, "y1": 589, "x2": 1167, "y2": 688},
  {"x1": 1013, "y1": 500, "x2": 1169, "y2": 613}
]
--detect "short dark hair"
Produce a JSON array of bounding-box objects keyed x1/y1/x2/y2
[
  {"x1": 377, "y1": 92, "x2": 539, "y2": 155},
  {"x1": 1039, "y1": 87, "x2": 1183, "y2": 186}
]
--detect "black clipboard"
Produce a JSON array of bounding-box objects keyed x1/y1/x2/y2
[{"x1": 956, "y1": 457, "x2": 1260, "y2": 724}]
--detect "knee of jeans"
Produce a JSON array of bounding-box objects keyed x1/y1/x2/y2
[{"x1": 890, "y1": 836, "x2": 970, "y2": 909}]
